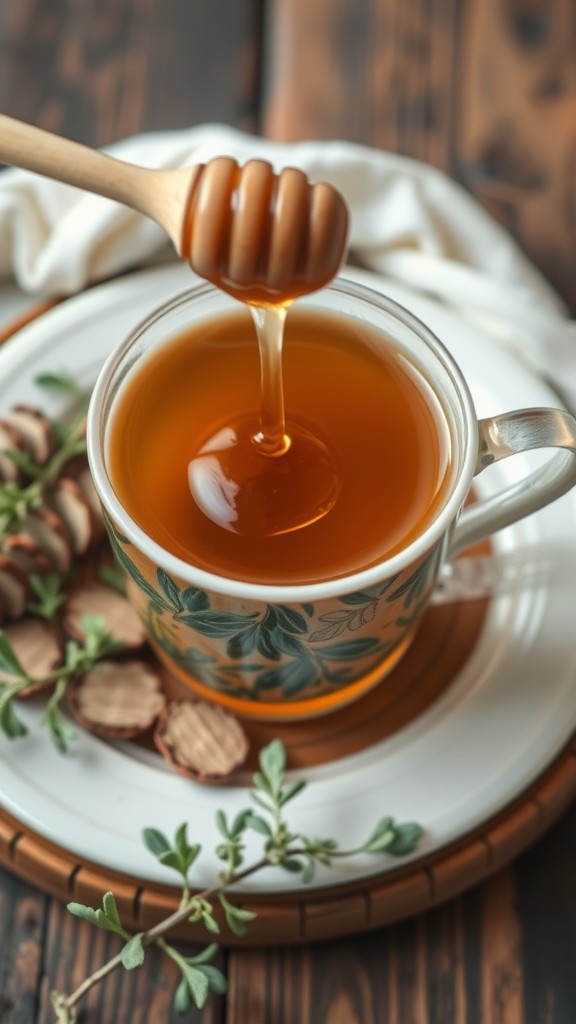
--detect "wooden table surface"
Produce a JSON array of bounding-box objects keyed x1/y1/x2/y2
[{"x1": 1, "y1": 1, "x2": 576, "y2": 1021}]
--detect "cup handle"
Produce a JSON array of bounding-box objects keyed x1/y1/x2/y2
[{"x1": 447, "y1": 408, "x2": 576, "y2": 559}]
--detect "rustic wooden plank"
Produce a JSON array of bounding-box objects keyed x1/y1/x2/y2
[
  {"x1": 455, "y1": 0, "x2": 576, "y2": 312},
  {"x1": 0, "y1": 0, "x2": 264, "y2": 147},
  {"x1": 0, "y1": 866, "x2": 47, "y2": 1024},
  {"x1": 263, "y1": 0, "x2": 576, "y2": 312},
  {"x1": 35, "y1": 893, "x2": 227, "y2": 1023}
]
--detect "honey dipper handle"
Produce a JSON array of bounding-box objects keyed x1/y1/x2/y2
[{"x1": 0, "y1": 113, "x2": 199, "y2": 251}]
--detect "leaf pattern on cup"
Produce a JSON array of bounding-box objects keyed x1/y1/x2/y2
[{"x1": 105, "y1": 518, "x2": 442, "y2": 704}]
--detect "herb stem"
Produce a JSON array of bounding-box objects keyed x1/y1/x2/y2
[{"x1": 62, "y1": 857, "x2": 269, "y2": 1014}]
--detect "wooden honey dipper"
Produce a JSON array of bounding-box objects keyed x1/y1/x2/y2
[
  {"x1": 0, "y1": 114, "x2": 350, "y2": 536},
  {"x1": 0, "y1": 115, "x2": 349, "y2": 303}
]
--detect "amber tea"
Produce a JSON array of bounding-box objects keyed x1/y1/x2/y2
[{"x1": 109, "y1": 307, "x2": 451, "y2": 585}]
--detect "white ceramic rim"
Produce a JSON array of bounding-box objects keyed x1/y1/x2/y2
[{"x1": 87, "y1": 278, "x2": 479, "y2": 603}]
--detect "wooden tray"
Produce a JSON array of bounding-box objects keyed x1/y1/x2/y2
[{"x1": 2, "y1": 288, "x2": 576, "y2": 947}]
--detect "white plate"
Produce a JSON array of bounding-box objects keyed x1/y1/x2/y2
[{"x1": 1, "y1": 262, "x2": 576, "y2": 895}]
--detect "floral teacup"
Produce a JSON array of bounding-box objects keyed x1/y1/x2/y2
[{"x1": 87, "y1": 280, "x2": 576, "y2": 720}]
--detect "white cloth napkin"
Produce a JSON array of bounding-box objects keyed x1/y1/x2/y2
[{"x1": 1, "y1": 123, "x2": 576, "y2": 405}]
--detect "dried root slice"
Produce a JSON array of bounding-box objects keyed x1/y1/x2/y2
[
  {"x1": 4, "y1": 510, "x2": 72, "y2": 575},
  {"x1": 71, "y1": 660, "x2": 166, "y2": 738},
  {"x1": 60, "y1": 461, "x2": 104, "y2": 541},
  {"x1": 48, "y1": 478, "x2": 100, "y2": 555},
  {"x1": 0, "y1": 617, "x2": 63, "y2": 695},
  {"x1": 4, "y1": 405, "x2": 55, "y2": 466},
  {"x1": 3, "y1": 535, "x2": 52, "y2": 575},
  {"x1": 155, "y1": 700, "x2": 249, "y2": 783},
  {"x1": 0, "y1": 419, "x2": 24, "y2": 482},
  {"x1": 63, "y1": 582, "x2": 146, "y2": 650},
  {"x1": 0, "y1": 555, "x2": 31, "y2": 619}
]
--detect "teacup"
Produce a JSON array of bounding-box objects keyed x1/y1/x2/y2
[{"x1": 87, "y1": 279, "x2": 576, "y2": 720}]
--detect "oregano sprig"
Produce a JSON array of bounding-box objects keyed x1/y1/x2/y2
[
  {"x1": 50, "y1": 740, "x2": 423, "y2": 1023},
  {"x1": 0, "y1": 614, "x2": 123, "y2": 752}
]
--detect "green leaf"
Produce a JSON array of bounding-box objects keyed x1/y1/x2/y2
[
  {"x1": 219, "y1": 894, "x2": 257, "y2": 937},
  {"x1": 385, "y1": 823, "x2": 423, "y2": 856},
  {"x1": 202, "y1": 912, "x2": 220, "y2": 935},
  {"x1": 34, "y1": 371, "x2": 79, "y2": 393},
  {"x1": 280, "y1": 858, "x2": 303, "y2": 873},
  {"x1": 246, "y1": 814, "x2": 272, "y2": 837},
  {"x1": 231, "y1": 809, "x2": 252, "y2": 837},
  {"x1": 27, "y1": 573, "x2": 67, "y2": 621},
  {"x1": 215, "y1": 810, "x2": 229, "y2": 840},
  {"x1": 0, "y1": 692, "x2": 28, "y2": 739},
  {"x1": 302, "y1": 859, "x2": 315, "y2": 884},
  {"x1": 316, "y1": 638, "x2": 380, "y2": 661},
  {"x1": 362, "y1": 816, "x2": 394, "y2": 851},
  {"x1": 176, "y1": 610, "x2": 258, "y2": 638},
  {"x1": 279, "y1": 779, "x2": 306, "y2": 807},
  {"x1": 67, "y1": 902, "x2": 100, "y2": 926},
  {"x1": 173, "y1": 977, "x2": 191, "y2": 1014},
  {"x1": 158, "y1": 850, "x2": 186, "y2": 874},
  {"x1": 252, "y1": 771, "x2": 274, "y2": 798},
  {"x1": 260, "y1": 739, "x2": 286, "y2": 790},
  {"x1": 187, "y1": 942, "x2": 219, "y2": 965},
  {"x1": 0, "y1": 632, "x2": 27, "y2": 678},
  {"x1": 121, "y1": 933, "x2": 145, "y2": 969},
  {"x1": 102, "y1": 892, "x2": 122, "y2": 929},
  {"x1": 142, "y1": 827, "x2": 171, "y2": 857},
  {"x1": 181, "y1": 963, "x2": 210, "y2": 1009},
  {"x1": 196, "y1": 964, "x2": 228, "y2": 995},
  {"x1": 157, "y1": 569, "x2": 184, "y2": 612},
  {"x1": 275, "y1": 605, "x2": 308, "y2": 634}
]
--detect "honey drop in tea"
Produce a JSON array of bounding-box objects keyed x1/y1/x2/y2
[{"x1": 109, "y1": 307, "x2": 451, "y2": 585}]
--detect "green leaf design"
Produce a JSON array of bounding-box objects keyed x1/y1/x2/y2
[
  {"x1": 177, "y1": 610, "x2": 259, "y2": 637},
  {"x1": 108, "y1": 529, "x2": 170, "y2": 609},
  {"x1": 255, "y1": 626, "x2": 281, "y2": 661},
  {"x1": 157, "y1": 569, "x2": 184, "y2": 612},
  {"x1": 301, "y1": 603, "x2": 314, "y2": 617},
  {"x1": 385, "y1": 549, "x2": 439, "y2": 608},
  {"x1": 255, "y1": 657, "x2": 318, "y2": 696},
  {"x1": 227, "y1": 625, "x2": 258, "y2": 659},
  {"x1": 142, "y1": 828, "x2": 171, "y2": 857},
  {"x1": 316, "y1": 638, "x2": 380, "y2": 661},
  {"x1": 179, "y1": 587, "x2": 210, "y2": 613},
  {"x1": 275, "y1": 606, "x2": 308, "y2": 634},
  {"x1": 121, "y1": 933, "x2": 145, "y2": 970},
  {"x1": 271, "y1": 628, "x2": 307, "y2": 659}
]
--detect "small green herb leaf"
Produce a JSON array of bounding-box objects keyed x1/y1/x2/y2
[
  {"x1": 0, "y1": 632, "x2": 27, "y2": 678},
  {"x1": 187, "y1": 943, "x2": 219, "y2": 966},
  {"x1": 67, "y1": 903, "x2": 100, "y2": 926},
  {"x1": 259, "y1": 739, "x2": 285, "y2": 791},
  {"x1": 246, "y1": 814, "x2": 272, "y2": 837},
  {"x1": 173, "y1": 977, "x2": 191, "y2": 1014},
  {"x1": 142, "y1": 827, "x2": 171, "y2": 857},
  {"x1": 35, "y1": 371, "x2": 80, "y2": 393},
  {"x1": 385, "y1": 823, "x2": 423, "y2": 856},
  {"x1": 180, "y1": 963, "x2": 209, "y2": 1009},
  {"x1": 196, "y1": 964, "x2": 228, "y2": 995},
  {"x1": 219, "y1": 893, "x2": 257, "y2": 937},
  {"x1": 121, "y1": 933, "x2": 145, "y2": 970}
]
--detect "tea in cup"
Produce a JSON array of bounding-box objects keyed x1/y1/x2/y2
[{"x1": 87, "y1": 279, "x2": 576, "y2": 719}]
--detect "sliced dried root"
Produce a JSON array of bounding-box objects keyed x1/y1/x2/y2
[
  {"x1": 48, "y1": 478, "x2": 100, "y2": 555},
  {"x1": 0, "y1": 419, "x2": 24, "y2": 482},
  {"x1": 4, "y1": 405, "x2": 55, "y2": 466},
  {"x1": 71, "y1": 660, "x2": 166, "y2": 738},
  {"x1": 63, "y1": 582, "x2": 146, "y2": 650},
  {"x1": 0, "y1": 617, "x2": 63, "y2": 695},
  {"x1": 0, "y1": 555, "x2": 31, "y2": 619},
  {"x1": 155, "y1": 700, "x2": 249, "y2": 783}
]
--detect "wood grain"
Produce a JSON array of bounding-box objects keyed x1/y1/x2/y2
[
  {"x1": 263, "y1": 0, "x2": 576, "y2": 313},
  {"x1": 0, "y1": 0, "x2": 265, "y2": 147}
]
